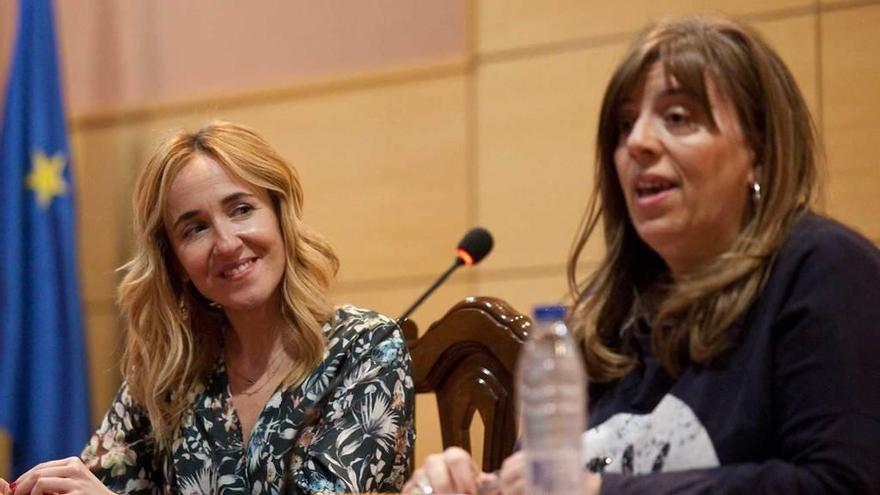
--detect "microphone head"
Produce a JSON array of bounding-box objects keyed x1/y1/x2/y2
[{"x1": 456, "y1": 227, "x2": 494, "y2": 266}]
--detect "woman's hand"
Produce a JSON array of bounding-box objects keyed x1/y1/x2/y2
[
  {"x1": 9, "y1": 457, "x2": 113, "y2": 495},
  {"x1": 497, "y1": 451, "x2": 524, "y2": 494},
  {"x1": 402, "y1": 447, "x2": 602, "y2": 495},
  {"x1": 403, "y1": 447, "x2": 486, "y2": 494},
  {"x1": 0, "y1": 477, "x2": 13, "y2": 495}
]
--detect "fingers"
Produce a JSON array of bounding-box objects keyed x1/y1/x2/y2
[
  {"x1": 22, "y1": 476, "x2": 71, "y2": 495},
  {"x1": 498, "y1": 451, "x2": 525, "y2": 495},
  {"x1": 422, "y1": 452, "x2": 455, "y2": 491},
  {"x1": 401, "y1": 470, "x2": 420, "y2": 493},
  {"x1": 17, "y1": 469, "x2": 74, "y2": 495},
  {"x1": 475, "y1": 471, "x2": 500, "y2": 495},
  {"x1": 433, "y1": 447, "x2": 480, "y2": 494},
  {"x1": 12, "y1": 457, "x2": 97, "y2": 495},
  {"x1": 404, "y1": 446, "x2": 481, "y2": 494},
  {"x1": 14, "y1": 457, "x2": 80, "y2": 485}
]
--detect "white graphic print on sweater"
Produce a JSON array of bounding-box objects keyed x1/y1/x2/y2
[{"x1": 583, "y1": 394, "x2": 719, "y2": 474}]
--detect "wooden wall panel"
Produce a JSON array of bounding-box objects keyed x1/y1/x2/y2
[
  {"x1": 72, "y1": 124, "x2": 147, "y2": 305},
  {"x1": 820, "y1": 0, "x2": 869, "y2": 6},
  {"x1": 477, "y1": 270, "x2": 572, "y2": 317},
  {"x1": 752, "y1": 14, "x2": 819, "y2": 118},
  {"x1": 477, "y1": 0, "x2": 812, "y2": 55},
  {"x1": 84, "y1": 310, "x2": 124, "y2": 424},
  {"x1": 822, "y1": 4, "x2": 880, "y2": 240},
  {"x1": 476, "y1": 44, "x2": 623, "y2": 272}
]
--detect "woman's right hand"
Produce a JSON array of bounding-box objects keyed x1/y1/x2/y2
[
  {"x1": 7, "y1": 457, "x2": 113, "y2": 495},
  {"x1": 0, "y1": 477, "x2": 12, "y2": 495},
  {"x1": 403, "y1": 447, "x2": 493, "y2": 494}
]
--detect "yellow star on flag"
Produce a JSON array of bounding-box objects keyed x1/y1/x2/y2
[{"x1": 26, "y1": 150, "x2": 68, "y2": 208}]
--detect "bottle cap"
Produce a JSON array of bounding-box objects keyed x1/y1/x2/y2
[{"x1": 532, "y1": 304, "x2": 566, "y2": 322}]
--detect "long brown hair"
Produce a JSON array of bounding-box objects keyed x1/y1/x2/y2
[
  {"x1": 118, "y1": 121, "x2": 339, "y2": 450},
  {"x1": 568, "y1": 16, "x2": 820, "y2": 381}
]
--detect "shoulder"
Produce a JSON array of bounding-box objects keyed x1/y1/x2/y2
[
  {"x1": 779, "y1": 212, "x2": 879, "y2": 266},
  {"x1": 770, "y1": 212, "x2": 880, "y2": 288},
  {"x1": 325, "y1": 304, "x2": 399, "y2": 337},
  {"x1": 323, "y1": 305, "x2": 404, "y2": 355},
  {"x1": 754, "y1": 212, "x2": 880, "y2": 335}
]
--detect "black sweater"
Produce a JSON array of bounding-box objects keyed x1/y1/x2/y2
[{"x1": 589, "y1": 213, "x2": 880, "y2": 494}]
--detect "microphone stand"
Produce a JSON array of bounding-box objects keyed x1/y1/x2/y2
[{"x1": 397, "y1": 258, "x2": 464, "y2": 324}]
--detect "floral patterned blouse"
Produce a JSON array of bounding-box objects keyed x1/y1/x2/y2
[{"x1": 81, "y1": 305, "x2": 415, "y2": 494}]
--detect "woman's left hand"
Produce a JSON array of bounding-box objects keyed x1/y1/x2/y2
[{"x1": 10, "y1": 457, "x2": 114, "y2": 495}]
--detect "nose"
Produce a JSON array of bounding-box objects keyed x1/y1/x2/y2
[
  {"x1": 625, "y1": 114, "x2": 661, "y2": 166},
  {"x1": 213, "y1": 221, "x2": 243, "y2": 257}
]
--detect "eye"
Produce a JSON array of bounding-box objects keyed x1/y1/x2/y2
[
  {"x1": 231, "y1": 203, "x2": 254, "y2": 217},
  {"x1": 662, "y1": 106, "x2": 694, "y2": 129},
  {"x1": 616, "y1": 112, "x2": 636, "y2": 136},
  {"x1": 182, "y1": 222, "x2": 207, "y2": 239}
]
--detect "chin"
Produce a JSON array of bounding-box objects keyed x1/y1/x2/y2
[
  {"x1": 633, "y1": 220, "x2": 684, "y2": 253},
  {"x1": 220, "y1": 293, "x2": 275, "y2": 313}
]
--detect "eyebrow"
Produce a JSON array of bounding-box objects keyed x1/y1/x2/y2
[
  {"x1": 619, "y1": 87, "x2": 695, "y2": 108},
  {"x1": 659, "y1": 87, "x2": 700, "y2": 100},
  {"x1": 171, "y1": 191, "x2": 254, "y2": 231}
]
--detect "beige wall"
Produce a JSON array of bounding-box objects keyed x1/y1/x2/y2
[{"x1": 3, "y1": 0, "x2": 880, "y2": 480}]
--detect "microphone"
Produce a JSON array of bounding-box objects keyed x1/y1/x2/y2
[{"x1": 397, "y1": 227, "x2": 494, "y2": 323}]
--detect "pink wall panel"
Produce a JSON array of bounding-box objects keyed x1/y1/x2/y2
[{"x1": 0, "y1": 0, "x2": 466, "y2": 115}]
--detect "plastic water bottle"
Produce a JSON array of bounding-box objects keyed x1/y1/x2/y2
[{"x1": 516, "y1": 304, "x2": 587, "y2": 494}]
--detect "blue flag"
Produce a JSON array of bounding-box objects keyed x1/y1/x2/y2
[{"x1": 0, "y1": 0, "x2": 91, "y2": 476}]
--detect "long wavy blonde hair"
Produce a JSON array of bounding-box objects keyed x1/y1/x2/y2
[
  {"x1": 118, "y1": 121, "x2": 339, "y2": 451},
  {"x1": 568, "y1": 16, "x2": 820, "y2": 381}
]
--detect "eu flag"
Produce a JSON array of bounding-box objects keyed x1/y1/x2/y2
[{"x1": 0, "y1": 0, "x2": 91, "y2": 476}]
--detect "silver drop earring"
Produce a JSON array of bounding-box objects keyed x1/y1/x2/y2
[{"x1": 751, "y1": 181, "x2": 762, "y2": 203}]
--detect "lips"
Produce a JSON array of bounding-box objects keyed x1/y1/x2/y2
[
  {"x1": 635, "y1": 177, "x2": 677, "y2": 198},
  {"x1": 219, "y1": 258, "x2": 257, "y2": 279}
]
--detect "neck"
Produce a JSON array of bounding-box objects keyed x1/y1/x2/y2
[
  {"x1": 662, "y1": 219, "x2": 747, "y2": 279},
  {"x1": 224, "y1": 303, "x2": 287, "y2": 369},
  {"x1": 662, "y1": 239, "x2": 730, "y2": 280}
]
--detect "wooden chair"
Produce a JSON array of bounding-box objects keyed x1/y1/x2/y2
[{"x1": 401, "y1": 296, "x2": 530, "y2": 472}]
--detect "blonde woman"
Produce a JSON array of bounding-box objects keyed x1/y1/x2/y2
[
  {"x1": 405, "y1": 16, "x2": 880, "y2": 494},
  {"x1": 4, "y1": 121, "x2": 414, "y2": 494}
]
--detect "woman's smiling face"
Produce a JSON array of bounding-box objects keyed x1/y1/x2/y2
[
  {"x1": 164, "y1": 153, "x2": 286, "y2": 315},
  {"x1": 613, "y1": 62, "x2": 756, "y2": 276}
]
